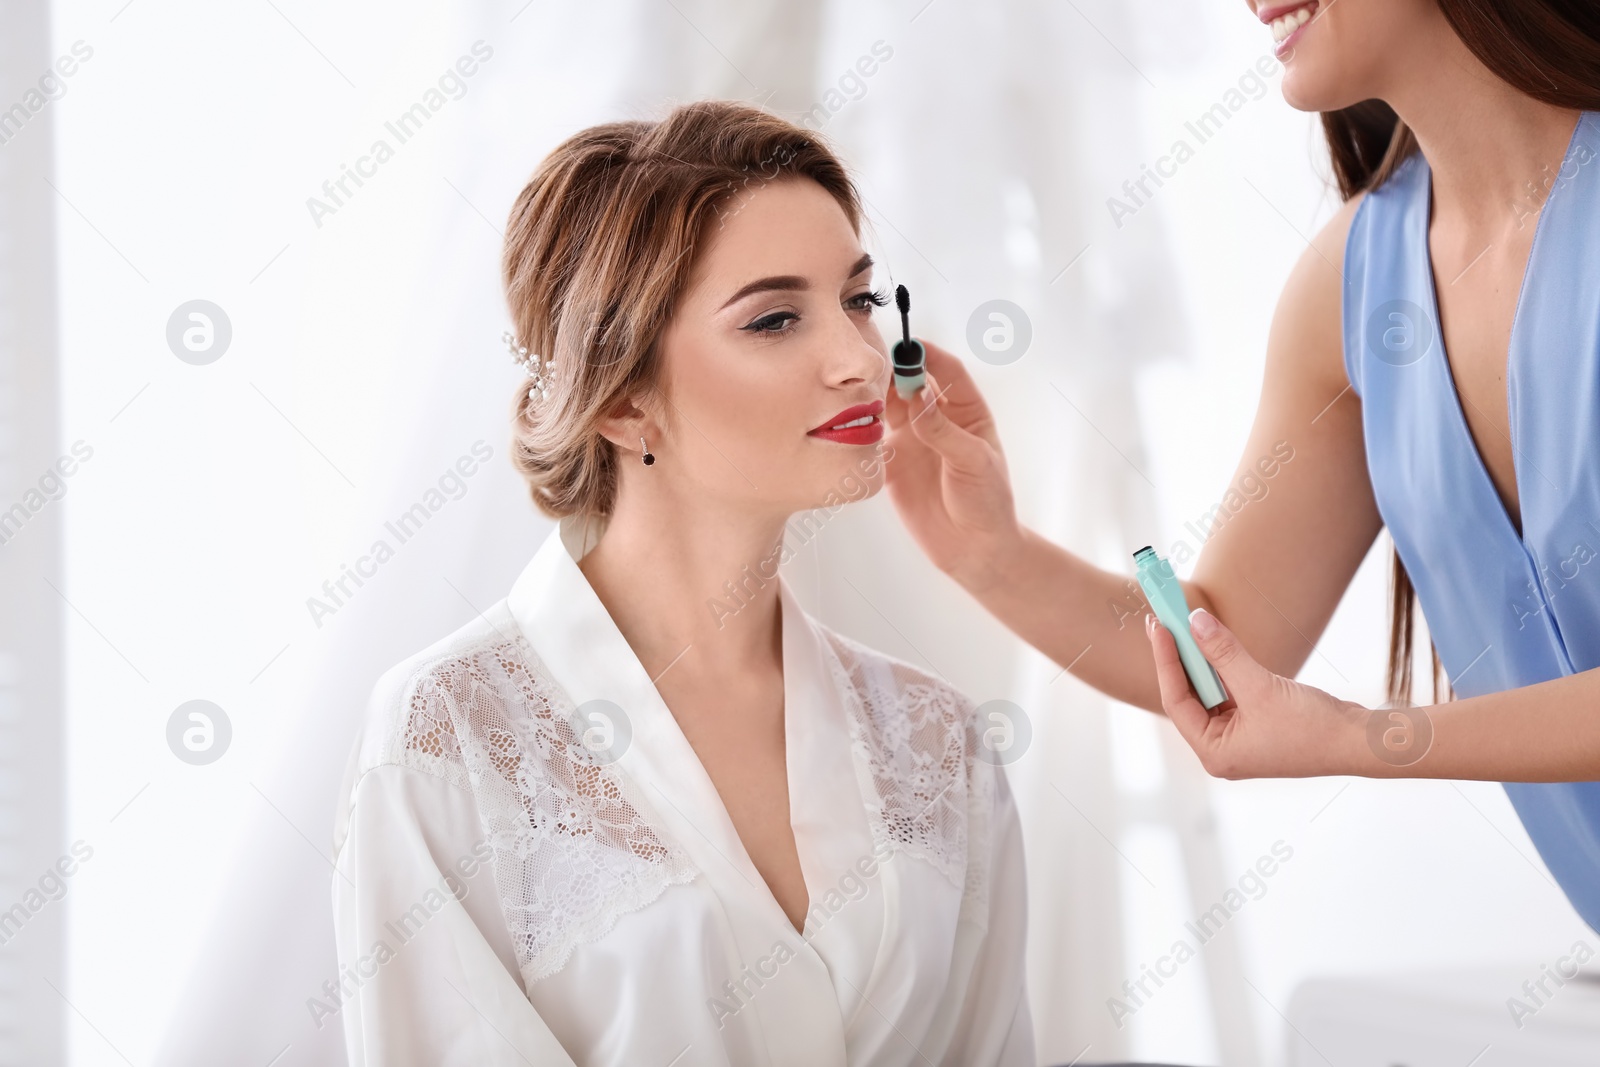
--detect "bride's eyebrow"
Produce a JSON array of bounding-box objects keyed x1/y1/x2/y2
[
  {"x1": 717, "y1": 252, "x2": 876, "y2": 311},
  {"x1": 719, "y1": 274, "x2": 806, "y2": 311}
]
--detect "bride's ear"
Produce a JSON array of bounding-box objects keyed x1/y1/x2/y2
[{"x1": 593, "y1": 389, "x2": 663, "y2": 454}]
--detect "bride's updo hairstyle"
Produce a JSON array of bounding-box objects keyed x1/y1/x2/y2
[{"x1": 501, "y1": 100, "x2": 864, "y2": 518}]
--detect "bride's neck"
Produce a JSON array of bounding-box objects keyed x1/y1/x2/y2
[{"x1": 577, "y1": 498, "x2": 787, "y2": 681}]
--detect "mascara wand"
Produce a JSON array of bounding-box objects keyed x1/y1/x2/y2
[{"x1": 892, "y1": 284, "x2": 926, "y2": 399}]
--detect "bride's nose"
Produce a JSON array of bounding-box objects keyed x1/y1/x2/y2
[{"x1": 825, "y1": 317, "x2": 888, "y2": 386}]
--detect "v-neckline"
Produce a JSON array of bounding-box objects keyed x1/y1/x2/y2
[
  {"x1": 527, "y1": 515, "x2": 828, "y2": 938},
  {"x1": 618, "y1": 570, "x2": 816, "y2": 936},
  {"x1": 1414, "y1": 114, "x2": 1584, "y2": 549}
]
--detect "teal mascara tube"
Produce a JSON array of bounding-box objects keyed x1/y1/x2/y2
[{"x1": 1133, "y1": 546, "x2": 1228, "y2": 709}]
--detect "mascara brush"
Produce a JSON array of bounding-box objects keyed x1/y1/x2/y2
[{"x1": 892, "y1": 284, "x2": 926, "y2": 399}]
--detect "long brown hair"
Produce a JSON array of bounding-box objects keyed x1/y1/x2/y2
[
  {"x1": 1320, "y1": 0, "x2": 1600, "y2": 705},
  {"x1": 500, "y1": 101, "x2": 862, "y2": 518}
]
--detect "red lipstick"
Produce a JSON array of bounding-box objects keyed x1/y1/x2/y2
[{"x1": 807, "y1": 399, "x2": 885, "y2": 445}]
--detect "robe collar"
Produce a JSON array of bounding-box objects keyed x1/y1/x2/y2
[
  {"x1": 503, "y1": 513, "x2": 883, "y2": 1061},
  {"x1": 504, "y1": 513, "x2": 823, "y2": 787}
]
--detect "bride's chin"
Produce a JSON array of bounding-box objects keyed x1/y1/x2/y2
[
  {"x1": 826, "y1": 468, "x2": 886, "y2": 505},
  {"x1": 779, "y1": 444, "x2": 891, "y2": 514}
]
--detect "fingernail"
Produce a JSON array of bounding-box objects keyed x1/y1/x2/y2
[
  {"x1": 1144, "y1": 613, "x2": 1155, "y2": 637},
  {"x1": 1189, "y1": 607, "x2": 1218, "y2": 638}
]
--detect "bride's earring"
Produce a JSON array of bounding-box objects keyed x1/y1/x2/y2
[{"x1": 640, "y1": 436, "x2": 655, "y2": 466}]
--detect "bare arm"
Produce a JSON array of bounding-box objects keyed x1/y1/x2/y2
[
  {"x1": 883, "y1": 197, "x2": 1379, "y2": 712},
  {"x1": 884, "y1": 196, "x2": 1600, "y2": 780}
]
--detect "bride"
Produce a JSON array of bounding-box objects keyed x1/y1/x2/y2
[{"x1": 329, "y1": 100, "x2": 1033, "y2": 1065}]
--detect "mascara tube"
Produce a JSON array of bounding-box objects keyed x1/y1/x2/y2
[{"x1": 1133, "y1": 546, "x2": 1228, "y2": 709}]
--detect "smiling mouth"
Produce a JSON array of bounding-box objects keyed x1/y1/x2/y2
[
  {"x1": 808, "y1": 399, "x2": 886, "y2": 443},
  {"x1": 1265, "y1": 1, "x2": 1318, "y2": 44}
]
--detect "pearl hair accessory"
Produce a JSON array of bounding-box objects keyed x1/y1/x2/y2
[{"x1": 502, "y1": 330, "x2": 557, "y2": 403}]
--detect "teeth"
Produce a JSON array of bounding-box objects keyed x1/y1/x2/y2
[
  {"x1": 831, "y1": 415, "x2": 875, "y2": 429},
  {"x1": 1271, "y1": 3, "x2": 1315, "y2": 42}
]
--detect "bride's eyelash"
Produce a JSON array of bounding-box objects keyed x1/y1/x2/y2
[
  {"x1": 740, "y1": 288, "x2": 889, "y2": 335},
  {"x1": 742, "y1": 311, "x2": 798, "y2": 334}
]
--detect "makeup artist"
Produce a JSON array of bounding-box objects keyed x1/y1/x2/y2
[{"x1": 880, "y1": 0, "x2": 1600, "y2": 934}]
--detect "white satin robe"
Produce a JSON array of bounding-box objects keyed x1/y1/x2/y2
[{"x1": 330, "y1": 513, "x2": 1034, "y2": 1066}]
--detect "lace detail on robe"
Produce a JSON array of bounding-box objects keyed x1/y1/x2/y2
[
  {"x1": 385, "y1": 633, "x2": 699, "y2": 986},
  {"x1": 819, "y1": 628, "x2": 992, "y2": 916}
]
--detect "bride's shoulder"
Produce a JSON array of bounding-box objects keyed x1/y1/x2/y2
[{"x1": 351, "y1": 598, "x2": 537, "y2": 784}]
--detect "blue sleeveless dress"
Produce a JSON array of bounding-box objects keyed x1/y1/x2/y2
[{"x1": 1342, "y1": 111, "x2": 1600, "y2": 934}]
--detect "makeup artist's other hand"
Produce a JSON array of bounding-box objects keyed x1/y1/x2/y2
[
  {"x1": 882, "y1": 339, "x2": 1021, "y2": 592},
  {"x1": 1146, "y1": 607, "x2": 1369, "y2": 779}
]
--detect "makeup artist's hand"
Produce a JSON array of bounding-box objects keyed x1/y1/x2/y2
[
  {"x1": 882, "y1": 340, "x2": 1023, "y2": 592},
  {"x1": 1146, "y1": 606, "x2": 1373, "y2": 778}
]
